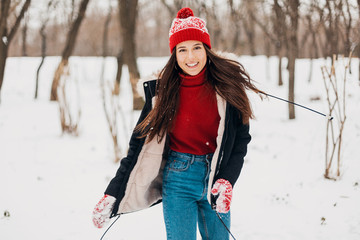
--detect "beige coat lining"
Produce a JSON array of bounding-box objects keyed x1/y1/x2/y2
[
  {"x1": 117, "y1": 94, "x2": 226, "y2": 214},
  {"x1": 207, "y1": 94, "x2": 226, "y2": 202}
]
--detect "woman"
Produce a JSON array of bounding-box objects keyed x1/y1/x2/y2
[{"x1": 92, "y1": 7, "x2": 262, "y2": 240}]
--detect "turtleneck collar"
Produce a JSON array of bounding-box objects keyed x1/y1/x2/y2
[{"x1": 179, "y1": 67, "x2": 206, "y2": 87}]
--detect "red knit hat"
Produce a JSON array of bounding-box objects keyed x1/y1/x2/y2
[{"x1": 169, "y1": 7, "x2": 211, "y2": 52}]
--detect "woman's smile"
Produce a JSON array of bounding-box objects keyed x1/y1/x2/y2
[{"x1": 186, "y1": 62, "x2": 198, "y2": 67}]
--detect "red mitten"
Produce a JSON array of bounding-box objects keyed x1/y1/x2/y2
[
  {"x1": 211, "y1": 179, "x2": 233, "y2": 213},
  {"x1": 92, "y1": 194, "x2": 116, "y2": 228}
]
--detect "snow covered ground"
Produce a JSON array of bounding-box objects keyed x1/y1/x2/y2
[{"x1": 0, "y1": 56, "x2": 359, "y2": 240}]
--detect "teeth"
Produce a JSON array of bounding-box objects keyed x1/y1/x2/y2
[{"x1": 187, "y1": 63, "x2": 198, "y2": 67}]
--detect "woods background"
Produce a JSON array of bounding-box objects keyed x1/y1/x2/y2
[
  {"x1": 1, "y1": 0, "x2": 359, "y2": 120},
  {"x1": 6, "y1": 0, "x2": 360, "y2": 59}
]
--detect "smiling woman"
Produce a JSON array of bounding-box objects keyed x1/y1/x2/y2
[
  {"x1": 175, "y1": 41, "x2": 207, "y2": 76},
  {"x1": 93, "y1": 7, "x2": 263, "y2": 240}
]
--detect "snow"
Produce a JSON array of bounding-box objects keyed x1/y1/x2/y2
[{"x1": 0, "y1": 55, "x2": 359, "y2": 240}]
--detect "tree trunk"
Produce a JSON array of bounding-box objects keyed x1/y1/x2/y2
[
  {"x1": 114, "y1": 50, "x2": 123, "y2": 95},
  {"x1": 242, "y1": 1, "x2": 256, "y2": 56},
  {"x1": 231, "y1": 21, "x2": 241, "y2": 53},
  {"x1": 102, "y1": 3, "x2": 122, "y2": 96},
  {"x1": 275, "y1": 44, "x2": 283, "y2": 86},
  {"x1": 342, "y1": 0, "x2": 352, "y2": 56},
  {"x1": 35, "y1": 0, "x2": 56, "y2": 99},
  {"x1": 35, "y1": 24, "x2": 47, "y2": 99},
  {"x1": 243, "y1": 22, "x2": 256, "y2": 56},
  {"x1": 307, "y1": 29, "x2": 318, "y2": 83},
  {"x1": 288, "y1": 52, "x2": 296, "y2": 119},
  {"x1": 0, "y1": 0, "x2": 11, "y2": 100},
  {"x1": 324, "y1": 0, "x2": 340, "y2": 63},
  {"x1": 0, "y1": 42, "x2": 8, "y2": 102},
  {"x1": 287, "y1": 0, "x2": 299, "y2": 120},
  {"x1": 273, "y1": 0, "x2": 287, "y2": 87},
  {"x1": 278, "y1": 54, "x2": 283, "y2": 86},
  {"x1": 50, "y1": 0, "x2": 90, "y2": 101},
  {"x1": 0, "y1": 0, "x2": 31, "y2": 102},
  {"x1": 22, "y1": 18, "x2": 28, "y2": 56},
  {"x1": 102, "y1": 4, "x2": 112, "y2": 58},
  {"x1": 118, "y1": 0, "x2": 143, "y2": 110}
]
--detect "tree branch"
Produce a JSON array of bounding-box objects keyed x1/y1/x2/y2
[{"x1": 8, "y1": 0, "x2": 31, "y2": 42}]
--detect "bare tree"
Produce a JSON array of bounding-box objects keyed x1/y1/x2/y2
[
  {"x1": 118, "y1": 0, "x2": 143, "y2": 110},
  {"x1": 302, "y1": 2, "x2": 322, "y2": 83},
  {"x1": 0, "y1": 0, "x2": 31, "y2": 102},
  {"x1": 57, "y1": 65, "x2": 81, "y2": 136},
  {"x1": 160, "y1": 0, "x2": 186, "y2": 19},
  {"x1": 50, "y1": 0, "x2": 90, "y2": 135},
  {"x1": 227, "y1": 0, "x2": 243, "y2": 53},
  {"x1": 200, "y1": 0, "x2": 224, "y2": 50},
  {"x1": 113, "y1": 50, "x2": 123, "y2": 95},
  {"x1": 3, "y1": 0, "x2": 359, "y2": 60},
  {"x1": 254, "y1": 0, "x2": 300, "y2": 119},
  {"x1": 228, "y1": 0, "x2": 256, "y2": 55},
  {"x1": 342, "y1": 0, "x2": 353, "y2": 56},
  {"x1": 21, "y1": 12, "x2": 29, "y2": 56},
  {"x1": 102, "y1": 2, "x2": 112, "y2": 58},
  {"x1": 321, "y1": 54, "x2": 349, "y2": 180},
  {"x1": 101, "y1": 2, "x2": 122, "y2": 162},
  {"x1": 35, "y1": 0, "x2": 57, "y2": 99},
  {"x1": 241, "y1": 4, "x2": 257, "y2": 56},
  {"x1": 50, "y1": 0, "x2": 90, "y2": 101},
  {"x1": 273, "y1": 0, "x2": 288, "y2": 87},
  {"x1": 286, "y1": 0, "x2": 300, "y2": 120},
  {"x1": 111, "y1": 3, "x2": 122, "y2": 96},
  {"x1": 320, "y1": 0, "x2": 342, "y2": 61},
  {"x1": 251, "y1": 1, "x2": 285, "y2": 86}
]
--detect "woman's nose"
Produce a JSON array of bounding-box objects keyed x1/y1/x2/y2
[{"x1": 187, "y1": 50, "x2": 195, "y2": 60}]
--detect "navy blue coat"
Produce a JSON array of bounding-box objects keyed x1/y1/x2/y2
[{"x1": 105, "y1": 79, "x2": 251, "y2": 217}]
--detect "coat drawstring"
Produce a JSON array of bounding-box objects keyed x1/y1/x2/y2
[
  {"x1": 99, "y1": 212, "x2": 237, "y2": 240},
  {"x1": 215, "y1": 211, "x2": 237, "y2": 240},
  {"x1": 100, "y1": 215, "x2": 121, "y2": 240}
]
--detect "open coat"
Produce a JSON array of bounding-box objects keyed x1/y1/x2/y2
[{"x1": 105, "y1": 79, "x2": 251, "y2": 218}]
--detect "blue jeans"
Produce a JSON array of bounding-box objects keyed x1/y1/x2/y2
[{"x1": 162, "y1": 150, "x2": 230, "y2": 240}]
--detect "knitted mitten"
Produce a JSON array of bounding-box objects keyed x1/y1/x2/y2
[
  {"x1": 92, "y1": 194, "x2": 116, "y2": 228},
  {"x1": 211, "y1": 179, "x2": 233, "y2": 213}
]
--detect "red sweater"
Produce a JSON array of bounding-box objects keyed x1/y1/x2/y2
[{"x1": 169, "y1": 69, "x2": 220, "y2": 155}]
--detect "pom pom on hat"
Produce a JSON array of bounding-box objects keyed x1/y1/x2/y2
[
  {"x1": 176, "y1": 7, "x2": 194, "y2": 18},
  {"x1": 169, "y1": 7, "x2": 211, "y2": 52}
]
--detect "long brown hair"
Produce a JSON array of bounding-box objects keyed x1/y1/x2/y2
[{"x1": 135, "y1": 45, "x2": 263, "y2": 142}]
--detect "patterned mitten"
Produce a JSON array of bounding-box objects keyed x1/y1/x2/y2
[
  {"x1": 92, "y1": 194, "x2": 116, "y2": 228},
  {"x1": 211, "y1": 179, "x2": 233, "y2": 213}
]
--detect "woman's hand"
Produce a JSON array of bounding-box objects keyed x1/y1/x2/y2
[
  {"x1": 211, "y1": 179, "x2": 233, "y2": 213},
  {"x1": 92, "y1": 194, "x2": 116, "y2": 228}
]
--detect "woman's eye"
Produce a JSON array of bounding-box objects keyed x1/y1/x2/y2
[{"x1": 178, "y1": 49, "x2": 186, "y2": 53}]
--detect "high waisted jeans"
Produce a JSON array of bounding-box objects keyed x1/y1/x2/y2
[{"x1": 162, "y1": 150, "x2": 230, "y2": 240}]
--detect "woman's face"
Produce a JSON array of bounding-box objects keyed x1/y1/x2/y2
[{"x1": 176, "y1": 40, "x2": 207, "y2": 76}]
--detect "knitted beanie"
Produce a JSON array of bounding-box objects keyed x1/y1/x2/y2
[{"x1": 169, "y1": 7, "x2": 211, "y2": 52}]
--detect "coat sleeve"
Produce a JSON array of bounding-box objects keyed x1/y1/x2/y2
[
  {"x1": 214, "y1": 108, "x2": 251, "y2": 187},
  {"x1": 104, "y1": 82, "x2": 154, "y2": 198}
]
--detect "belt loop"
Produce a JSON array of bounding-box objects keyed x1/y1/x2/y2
[{"x1": 190, "y1": 155, "x2": 195, "y2": 164}]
